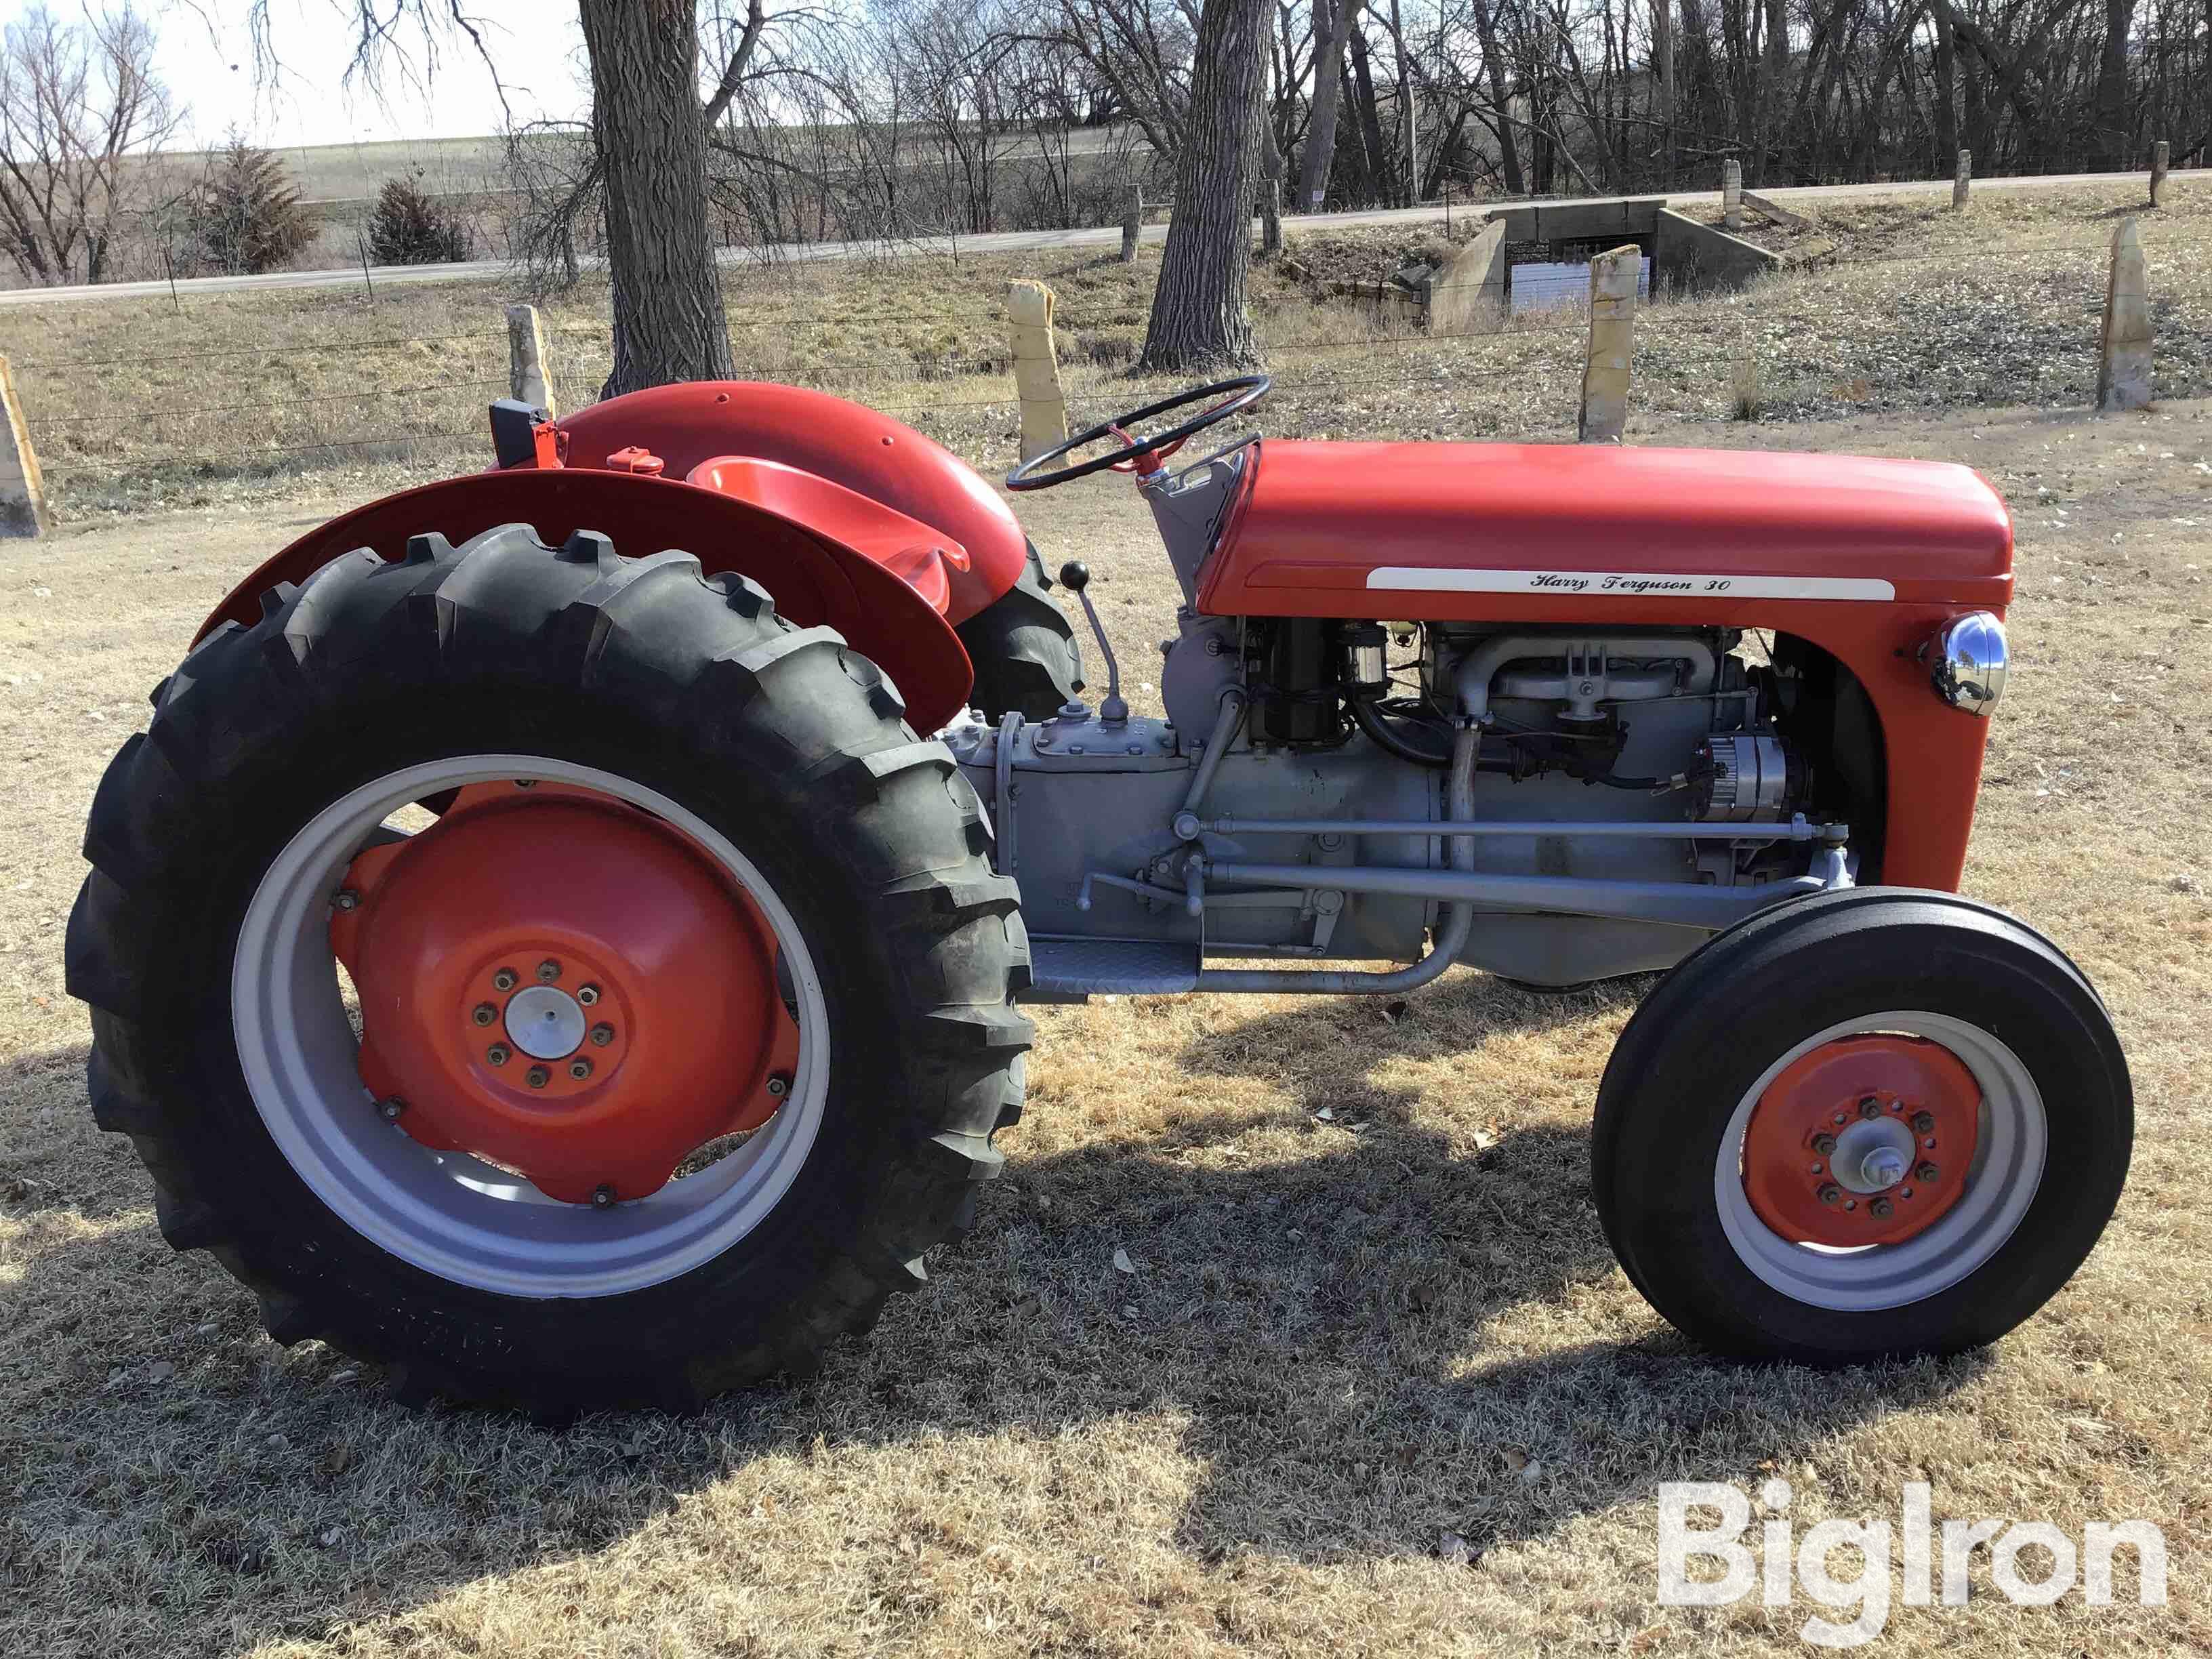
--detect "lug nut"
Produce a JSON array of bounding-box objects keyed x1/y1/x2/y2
[
  {"x1": 1818, "y1": 1183, "x2": 1843, "y2": 1206},
  {"x1": 569, "y1": 1058, "x2": 593, "y2": 1081},
  {"x1": 334, "y1": 889, "x2": 361, "y2": 912},
  {"x1": 577, "y1": 984, "x2": 601, "y2": 1006},
  {"x1": 590, "y1": 1184, "x2": 617, "y2": 1210},
  {"x1": 526, "y1": 1065, "x2": 550, "y2": 1088},
  {"x1": 1858, "y1": 1096, "x2": 1884, "y2": 1120},
  {"x1": 493, "y1": 968, "x2": 518, "y2": 991},
  {"x1": 536, "y1": 959, "x2": 562, "y2": 983},
  {"x1": 1811, "y1": 1133, "x2": 1837, "y2": 1155},
  {"x1": 1911, "y1": 1111, "x2": 1936, "y2": 1134},
  {"x1": 1870, "y1": 1197, "x2": 1893, "y2": 1218},
  {"x1": 376, "y1": 1096, "x2": 405, "y2": 1122},
  {"x1": 472, "y1": 1002, "x2": 497, "y2": 1027},
  {"x1": 590, "y1": 1023, "x2": 615, "y2": 1047},
  {"x1": 1916, "y1": 1162, "x2": 1939, "y2": 1183},
  {"x1": 766, "y1": 1073, "x2": 791, "y2": 1099},
  {"x1": 486, "y1": 1044, "x2": 510, "y2": 1066}
]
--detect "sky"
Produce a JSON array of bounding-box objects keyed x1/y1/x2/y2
[{"x1": 0, "y1": 1, "x2": 592, "y2": 150}]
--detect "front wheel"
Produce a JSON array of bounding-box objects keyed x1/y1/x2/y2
[
  {"x1": 1593, "y1": 888, "x2": 2130, "y2": 1362},
  {"x1": 67, "y1": 523, "x2": 1031, "y2": 1414}
]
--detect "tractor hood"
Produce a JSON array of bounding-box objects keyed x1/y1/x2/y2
[{"x1": 1200, "y1": 441, "x2": 2015, "y2": 616}]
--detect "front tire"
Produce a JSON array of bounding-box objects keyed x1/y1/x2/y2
[
  {"x1": 954, "y1": 539, "x2": 1083, "y2": 719},
  {"x1": 1592, "y1": 888, "x2": 2130, "y2": 1363},
  {"x1": 67, "y1": 523, "x2": 1031, "y2": 1414}
]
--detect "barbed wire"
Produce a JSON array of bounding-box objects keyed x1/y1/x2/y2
[{"x1": 35, "y1": 378, "x2": 509, "y2": 430}]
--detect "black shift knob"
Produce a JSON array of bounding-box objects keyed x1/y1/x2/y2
[{"x1": 1058, "y1": 560, "x2": 1090, "y2": 593}]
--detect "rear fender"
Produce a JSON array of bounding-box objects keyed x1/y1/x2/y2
[
  {"x1": 194, "y1": 468, "x2": 975, "y2": 732},
  {"x1": 556, "y1": 382, "x2": 1029, "y2": 625}
]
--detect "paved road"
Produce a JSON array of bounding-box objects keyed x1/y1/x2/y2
[{"x1": 0, "y1": 169, "x2": 2162, "y2": 310}]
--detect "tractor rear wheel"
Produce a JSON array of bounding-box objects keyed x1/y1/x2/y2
[
  {"x1": 1592, "y1": 888, "x2": 2129, "y2": 1363},
  {"x1": 955, "y1": 539, "x2": 1083, "y2": 719},
  {"x1": 68, "y1": 523, "x2": 1031, "y2": 1415}
]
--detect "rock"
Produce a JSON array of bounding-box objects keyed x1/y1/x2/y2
[
  {"x1": 1111, "y1": 1247, "x2": 1135, "y2": 1275},
  {"x1": 1438, "y1": 1530, "x2": 1474, "y2": 1564}
]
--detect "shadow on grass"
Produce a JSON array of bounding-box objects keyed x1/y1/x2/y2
[{"x1": 0, "y1": 1006, "x2": 1990, "y2": 1654}]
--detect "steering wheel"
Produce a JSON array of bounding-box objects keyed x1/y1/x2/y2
[{"x1": 1004, "y1": 374, "x2": 1271, "y2": 491}]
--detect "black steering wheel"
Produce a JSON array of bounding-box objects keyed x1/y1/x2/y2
[{"x1": 1004, "y1": 374, "x2": 1271, "y2": 491}]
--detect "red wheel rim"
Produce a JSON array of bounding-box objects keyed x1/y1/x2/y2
[
  {"x1": 329, "y1": 781, "x2": 796, "y2": 1204},
  {"x1": 1740, "y1": 1033, "x2": 1982, "y2": 1247}
]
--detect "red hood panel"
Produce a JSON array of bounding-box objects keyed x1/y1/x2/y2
[{"x1": 1202, "y1": 441, "x2": 2014, "y2": 615}]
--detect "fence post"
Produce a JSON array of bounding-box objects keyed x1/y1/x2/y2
[
  {"x1": 1722, "y1": 160, "x2": 1743, "y2": 231},
  {"x1": 1006, "y1": 280, "x2": 1067, "y2": 462},
  {"x1": 1952, "y1": 149, "x2": 1971, "y2": 209},
  {"x1": 506, "y1": 304, "x2": 557, "y2": 418},
  {"x1": 1578, "y1": 245, "x2": 1639, "y2": 443},
  {"x1": 1260, "y1": 178, "x2": 1283, "y2": 257},
  {"x1": 1120, "y1": 184, "x2": 1142, "y2": 264},
  {"x1": 0, "y1": 355, "x2": 49, "y2": 538},
  {"x1": 2097, "y1": 218, "x2": 2152, "y2": 413},
  {"x1": 2150, "y1": 140, "x2": 2169, "y2": 208}
]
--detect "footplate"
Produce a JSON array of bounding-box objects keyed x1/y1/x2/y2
[{"x1": 1024, "y1": 936, "x2": 1201, "y2": 1001}]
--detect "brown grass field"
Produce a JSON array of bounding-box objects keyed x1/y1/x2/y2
[{"x1": 3, "y1": 183, "x2": 2212, "y2": 1656}]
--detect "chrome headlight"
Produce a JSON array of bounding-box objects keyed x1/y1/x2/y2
[{"x1": 1925, "y1": 611, "x2": 2009, "y2": 716}]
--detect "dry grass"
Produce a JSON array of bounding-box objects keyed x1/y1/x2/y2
[
  {"x1": 4, "y1": 391, "x2": 2212, "y2": 1657},
  {"x1": 5, "y1": 176, "x2": 2207, "y2": 520}
]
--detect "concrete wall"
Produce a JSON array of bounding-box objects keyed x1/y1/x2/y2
[
  {"x1": 1429, "y1": 219, "x2": 1508, "y2": 335},
  {"x1": 1653, "y1": 208, "x2": 1782, "y2": 294}
]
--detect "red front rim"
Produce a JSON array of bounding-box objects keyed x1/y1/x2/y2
[
  {"x1": 1740, "y1": 1033, "x2": 1982, "y2": 1247},
  {"x1": 329, "y1": 781, "x2": 797, "y2": 1204}
]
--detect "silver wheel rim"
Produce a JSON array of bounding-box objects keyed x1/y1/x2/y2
[
  {"x1": 1713, "y1": 1011, "x2": 2047, "y2": 1312},
  {"x1": 232, "y1": 754, "x2": 831, "y2": 1299}
]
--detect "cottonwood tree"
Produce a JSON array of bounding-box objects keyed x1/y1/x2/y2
[
  {"x1": 271, "y1": 0, "x2": 764, "y2": 395},
  {"x1": 1138, "y1": 0, "x2": 1269, "y2": 369},
  {"x1": 0, "y1": 5, "x2": 178, "y2": 286}
]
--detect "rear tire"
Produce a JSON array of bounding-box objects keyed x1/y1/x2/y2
[
  {"x1": 955, "y1": 539, "x2": 1083, "y2": 719},
  {"x1": 68, "y1": 523, "x2": 1031, "y2": 1414},
  {"x1": 1592, "y1": 888, "x2": 2129, "y2": 1363}
]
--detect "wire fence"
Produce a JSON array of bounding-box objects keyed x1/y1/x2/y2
[{"x1": 8, "y1": 216, "x2": 2205, "y2": 508}]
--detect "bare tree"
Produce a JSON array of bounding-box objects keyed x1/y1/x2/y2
[
  {"x1": 0, "y1": 5, "x2": 178, "y2": 286},
  {"x1": 1140, "y1": 0, "x2": 1269, "y2": 368}
]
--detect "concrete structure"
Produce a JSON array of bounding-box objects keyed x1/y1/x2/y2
[
  {"x1": 2097, "y1": 218, "x2": 2152, "y2": 413},
  {"x1": 1120, "y1": 185, "x2": 1141, "y2": 263},
  {"x1": 1740, "y1": 189, "x2": 1810, "y2": 230},
  {"x1": 1954, "y1": 150, "x2": 1971, "y2": 209},
  {"x1": 1723, "y1": 161, "x2": 1744, "y2": 230},
  {"x1": 1427, "y1": 219, "x2": 1508, "y2": 336},
  {"x1": 0, "y1": 355, "x2": 49, "y2": 538},
  {"x1": 1653, "y1": 209, "x2": 1783, "y2": 293},
  {"x1": 506, "y1": 304, "x2": 556, "y2": 418},
  {"x1": 1006, "y1": 280, "x2": 1068, "y2": 462},
  {"x1": 1578, "y1": 245, "x2": 1639, "y2": 443},
  {"x1": 1479, "y1": 197, "x2": 1668, "y2": 245},
  {"x1": 2151, "y1": 142, "x2": 2169, "y2": 208}
]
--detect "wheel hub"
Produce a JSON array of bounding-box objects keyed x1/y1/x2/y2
[
  {"x1": 1740, "y1": 1033, "x2": 1982, "y2": 1247},
  {"x1": 329, "y1": 781, "x2": 798, "y2": 1205}
]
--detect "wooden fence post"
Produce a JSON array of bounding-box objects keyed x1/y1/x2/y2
[
  {"x1": 1953, "y1": 149, "x2": 1971, "y2": 209},
  {"x1": 1722, "y1": 159, "x2": 1743, "y2": 230},
  {"x1": 1260, "y1": 178, "x2": 1282, "y2": 257},
  {"x1": 2097, "y1": 218, "x2": 2152, "y2": 413},
  {"x1": 1578, "y1": 245, "x2": 1639, "y2": 443},
  {"x1": 1120, "y1": 184, "x2": 1142, "y2": 263},
  {"x1": 506, "y1": 304, "x2": 556, "y2": 418},
  {"x1": 2150, "y1": 140, "x2": 2169, "y2": 208},
  {"x1": 0, "y1": 355, "x2": 49, "y2": 537},
  {"x1": 1006, "y1": 280, "x2": 1067, "y2": 462}
]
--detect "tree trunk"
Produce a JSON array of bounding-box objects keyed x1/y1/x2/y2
[
  {"x1": 1929, "y1": 0, "x2": 1959, "y2": 169},
  {"x1": 1654, "y1": 0, "x2": 1676, "y2": 182},
  {"x1": 1298, "y1": 0, "x2": 1362, "y2": 211},
  {"x1": 1139, "y1": 0, "x2": 1271, "y2": 370},
  {"x1": 2095, "y1": 0, "x2": 2135, "y2": 167},
  {"x1": 1757, "y1": 0, "x2": 1788, "y2": 184},
  {"x1": 579, "y1": 0, "x2": 734, "y2": 396},
  {"x1": 1469, "y1": 0, "x2": 1523, "y2": 193}
]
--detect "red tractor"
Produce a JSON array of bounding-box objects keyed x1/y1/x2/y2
[{"x1": 68, "y1": 378, "x2": 2131, "y2": 1415}]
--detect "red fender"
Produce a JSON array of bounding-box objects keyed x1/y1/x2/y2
[
  {"x1": 196, "y1": 468, "x2": 975, "y2": 733},
  {"x1": 556, "y1": 382, "x2": 1029, "y2": 626}
]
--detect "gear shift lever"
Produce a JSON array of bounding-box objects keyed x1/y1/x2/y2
[{"x1": 1057, "y1": 562, "x2": 1126, "y2": 727}]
